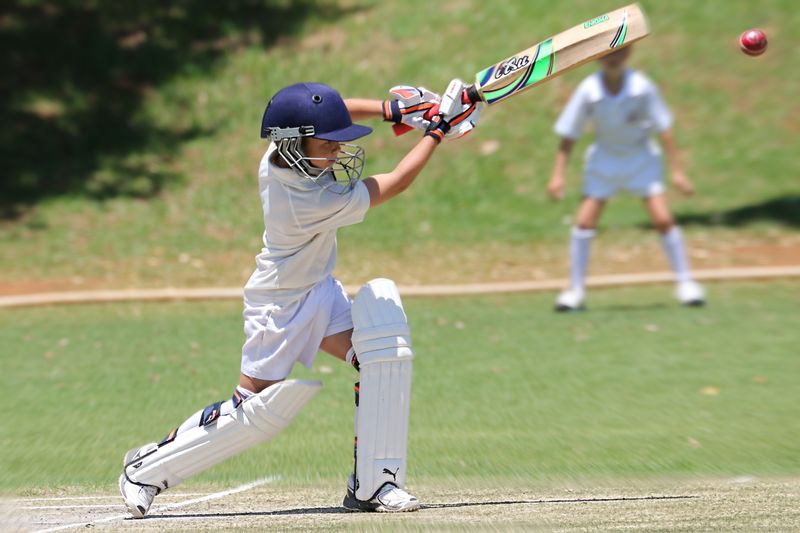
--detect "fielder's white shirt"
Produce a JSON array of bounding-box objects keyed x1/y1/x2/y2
[
  {"x1": 554, "y1": 69, "x2": 672, "y2": 156},
  {"x1": 244, "y1": 144, "x2": 371, "y2": 303}
]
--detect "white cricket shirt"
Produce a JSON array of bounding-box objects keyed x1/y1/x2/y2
[
  {"x1": 554, "y1": 69, "x2": 672, "y2": 156},
  {"x1": 244, "y1": 144, "x2": 371, "y2": 303}
]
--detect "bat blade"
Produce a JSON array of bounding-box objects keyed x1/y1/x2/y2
[{"x1": 473, "y1": 3, "x2": 649, "y2": 106}]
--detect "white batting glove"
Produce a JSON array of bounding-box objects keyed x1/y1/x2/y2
[
  {"x1": 383, "y1": 85, "x2": 441, "y2": 134},
  {"x1": 439, "y1": 79, "x2": 482, "y2": 140}
]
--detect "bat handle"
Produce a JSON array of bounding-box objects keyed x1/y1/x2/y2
[{"x1": 462, "y1": 85, "x2": 482, "y2": 104}]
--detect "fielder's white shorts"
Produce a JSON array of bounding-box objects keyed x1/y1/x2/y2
[
  {"x1": 241, "y1": 276, "x2": 353, "y2": 381},
  {"x1": 582, "y1": 144, "x2": 664, "y2": 199}
]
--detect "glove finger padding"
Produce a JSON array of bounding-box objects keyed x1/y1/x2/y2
[
  {"x1": 386, "y1": 85, "x2": 441, "y2": 131},
  {"x1": 444, "y1": 100, "x2": 483, "y2": 140},
  {"x1": 389, "y1": 85, "x2": 440, "y2": 105}
]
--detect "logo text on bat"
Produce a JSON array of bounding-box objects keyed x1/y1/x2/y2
[
  {"x1": 584, "y1": 14, "x2": 609, "y2": 29},
  {"x1": 495, "y1": 56, "x2": 530, "y2": 79}
]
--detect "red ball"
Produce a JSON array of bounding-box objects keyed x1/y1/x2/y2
[{"x1": 739, "y1": 29, "x2": 767, "y2": 56}]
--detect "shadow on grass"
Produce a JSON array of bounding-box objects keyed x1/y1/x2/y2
[
  {"x1": 143, "y1": 495, "x2": 696, "y2": 520},
  {"x1": 0, "y1": 0, "x2": 359, "y2": 219},
  {"x1": 641, "y1": 195, "x2": 800, "y2": 230},
  {"x1": 595, "y1": 303, "x2": 672, "y2": 312}
]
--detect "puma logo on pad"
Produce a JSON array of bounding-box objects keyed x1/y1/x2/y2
[{"x1": 382, "y1": 467, "x2": 399, "y2": 482}]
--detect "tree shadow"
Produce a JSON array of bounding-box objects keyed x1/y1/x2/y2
[
  {"x1": 0, "y1": 0, "x2": 359, "y2": 219},
  {"x1": 641, "y1": 195, "x2": 800, "y2": 230}
]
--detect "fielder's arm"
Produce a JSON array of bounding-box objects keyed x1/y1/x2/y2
[
  {"x1": 659, "y1": 129, "x2": 693, "y2": 196},
  {"x1": 548, "y1": 138, "x2": 575, "y2": 200}
]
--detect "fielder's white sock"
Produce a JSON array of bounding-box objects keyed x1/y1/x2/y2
[
  {"x1": 570, "y1": 226, "x2": 595, "y2": 291},
  {"x1": 660, "y1": 226, "x2": 692, "y2": 283}
]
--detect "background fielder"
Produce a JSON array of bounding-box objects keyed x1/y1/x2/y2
[{"x1": 547, "y1": 46, "x2": 705, "y2": 311}]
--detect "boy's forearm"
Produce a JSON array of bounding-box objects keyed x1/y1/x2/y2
[
  {"x1": 553, "y1": 138, "x2": 575, "y2": 176},
  {"x1": 344, "y1": 98, "x2": 384, "y2": 121},
  {"x1": 659, "y1": 129, "x2": 683, "y2": 172},
  {"x1": 365, "y1": 136, "x2": 438, "y2": 207}
]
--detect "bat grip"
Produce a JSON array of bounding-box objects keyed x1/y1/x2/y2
[
  {"x1": 426, "y1": 86, "x2": 479, "y2": 119},
  {"x1": 463, "y1": 85, "x2": 482, "y2": 104}
]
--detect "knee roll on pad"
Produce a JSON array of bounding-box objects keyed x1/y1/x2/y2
[
  {"x1": 351, "y1": 278, "x2": 414, "y2": 501},
  {"x1": 124, "y1": 380, "x2": 321, "y2": 491}
]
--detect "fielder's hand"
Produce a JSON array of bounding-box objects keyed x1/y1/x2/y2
[
  {"x1": 547, "y1": 173, "x2": 565, "y2": 200},
  {"x1": 671, "y1": 170, "x2": 694, "y2": 196},
  {"x1": 383, "y1": 86, "x2": 441, "y2": 135}
]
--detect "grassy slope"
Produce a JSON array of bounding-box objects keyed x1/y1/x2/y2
[
  {"x1": 1, "y1": 281, "x2": 798, "y2": 493},
  {"x1": 0, "y1": 0, "x2": 799, "y2": 289}
]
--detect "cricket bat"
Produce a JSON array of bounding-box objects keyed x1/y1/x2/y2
[{"x1": 395, "y1": 3, "x2": 649, "y2": 133}]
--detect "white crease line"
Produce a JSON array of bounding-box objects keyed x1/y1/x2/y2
[
  {"x1": 11, "y1": 493, "x2": 207, "y2": 502},
  {"x1": 23, "y1": 504, "x2": 124, "y2": 510},
  {"x1": 22, "y1": 501, "x2": 209, "y2": 510},
  {"x1": 32, "y1": 476, "x2": 278, "y2": 533}
]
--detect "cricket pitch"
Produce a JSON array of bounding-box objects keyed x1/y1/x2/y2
[{"x1": 6, "y1": 477, "x2": 799, "y2": 531}]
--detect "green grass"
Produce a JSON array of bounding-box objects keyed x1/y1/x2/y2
[
  {"x1": 1, "y1": 281, "x2": 798, "y2": 493},
  {"x1": 1, "y1": 0, "x2": 798, "y2": 288}
]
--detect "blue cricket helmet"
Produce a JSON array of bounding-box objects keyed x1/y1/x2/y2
[{"x1": 261, "y1": 83, "x2": 372, "y2": 141}]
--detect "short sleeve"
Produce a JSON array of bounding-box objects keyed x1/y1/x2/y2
[
  {"x1": 554, "y1": 84, "x2": 590, "y2": 139},
  {"x1": 645, "y1": 83, "x2": 673, "y2": 132}
]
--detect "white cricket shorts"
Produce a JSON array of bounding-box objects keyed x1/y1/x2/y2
[
  {"x1": 582, "y1": 144, "x2": 664, "y2": 199},
  {"x1": 241, "y1": 276, "x2": 353, "y2": 381}
]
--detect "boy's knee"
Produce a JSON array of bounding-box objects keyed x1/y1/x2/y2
[{"x1": 653, "y1": 218, "x2": 674, "y2": 233}]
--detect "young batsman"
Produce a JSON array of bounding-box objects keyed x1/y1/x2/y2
[
  {"x1": 119, "y1": 82, "x2": 480, "y2": 516},
  {"x1": 547, "y1": 46, "x2": 705, "y2": 311}
]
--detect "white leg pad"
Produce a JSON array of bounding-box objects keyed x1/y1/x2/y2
[
  {"x1": 125, "y1": 380, "x2": 321, "y2": 491},
  {"x1": 351, "y1": 278, "x2": 414, "y2": 501}
]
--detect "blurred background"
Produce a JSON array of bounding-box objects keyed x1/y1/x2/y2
[
  {"x1": 1, "y1": 0, "x2": 797, "y2": 294},
  {"x1": 1, "y1": 4, "x2": 799, "y2": 525}
]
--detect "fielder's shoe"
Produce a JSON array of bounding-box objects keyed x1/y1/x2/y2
[
  {"x1": 119, "y1": 443, "x2": 159, "y2": 518},
  {"x1": 554, "y1": 287, "x2": 586, "y2": 312},
  {"x1": 342, "y1": 474, "x2": 420, "y2": 512},
  {"x1": 676, "y1": 280, "x2": 705, "y2": 307}
]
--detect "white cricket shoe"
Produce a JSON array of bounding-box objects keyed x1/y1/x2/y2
[
  {"x1": 119, "y1": 444, "x2": 159, "y2": 518},
  {"x1": 676, "y1": 280, "x2": 705, "y2": 307},
  {"x1": 554, "y1": 287, "x2": 585, "y2": 312},
  {"x1": 342, "y1": 474, "x2": 420, "y2": 512}
]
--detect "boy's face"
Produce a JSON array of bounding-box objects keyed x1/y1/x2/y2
[
  {"x1": 599, "y1": 46, "x2": 631, "y2": 75},
  {"x1": 303, "y1": 137, "x2": 341, "y2": 169}
]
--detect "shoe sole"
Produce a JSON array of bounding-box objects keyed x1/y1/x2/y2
[
  {"x1": 682, "y1": 299, "x2": 705, "y2": 307},
  {"x1": 375, "y1": 501, "x2": 421, "y2": 512},
  {"x1": 554, "y1": 304, "x2": 586, "y2": 312},
  {"x1": 342, "y1": 490, "x2": 380, "y2": 512},
  {"x1": 342, "y1": 487, "x2": 420, "y2": 513}
]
